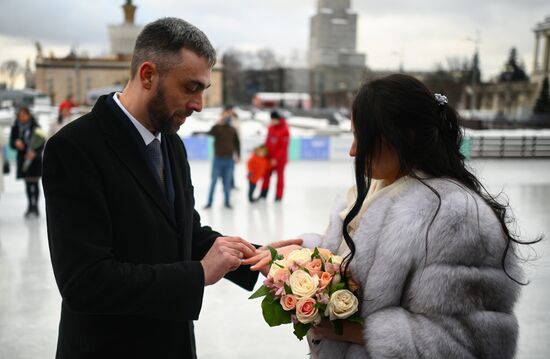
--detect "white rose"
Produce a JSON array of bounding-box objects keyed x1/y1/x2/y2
[
  {"x1": 268, "y1": 259, "x2": 288, "y2": 278},
  {"x1": 289, "y1": 270, "x2": 319, "y2": 298},
  {"x1": 325, "y1": 290, "x2": 359, "y2": 320},
  {"x1": 329, "y1": 255, "x2": 344, "y2": 265},
  {"x1": 286, "y1": 248, "x2": 313, "y2": 266}
]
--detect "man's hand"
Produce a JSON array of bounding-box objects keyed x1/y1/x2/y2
[
  {"x1": 201, "y1": 236, "x2": 256, "y2": 286},
  {"x1": 242, "y1": 239, "x2": 303, "y2": 276}
]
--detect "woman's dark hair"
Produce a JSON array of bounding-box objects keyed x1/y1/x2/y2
[{"x1": 341, "y1": 74, "x2": 540, "y2": 284}]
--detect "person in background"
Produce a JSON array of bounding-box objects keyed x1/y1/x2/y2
[
  {"x1": 49, "y1": 107, "x2": 72, "y2": 138},
  {"x1": 204, "y1": 105, "x2": 240, "y2": 209},
  {"x1": 260, "y1": 110, "x2": 289, "y2": 201},
  {"x1": 58, "y1": 93, "x2": 76, "y2": 114},
  {"x1": 10, "y1": 106, "x2": 44, "y2": 218},
  {"x1": 0, "y1": 131, "x2": 6, "y2": 197},
  {"x1": 246, "y1": 144, "x2": 269, "y2": 202}
]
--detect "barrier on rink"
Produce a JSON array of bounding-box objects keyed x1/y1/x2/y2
[
  {"x1": 182, "y1": 130, "x2": 550, "y2": 161},
  {"x1": 461, "y1": 130, "x2": 550, "y2": 158},
  {"x1": 3, "y1": 132, "x2": 548, "y2": 162}
]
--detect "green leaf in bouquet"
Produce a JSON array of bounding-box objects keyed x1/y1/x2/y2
[
  {"x1": 331, "y1": 282, "x2": 345, "y2": 294},
  {"x1": 348, "y1": 314, "x2": 364, "y2": 326},
  {"x1": 293, "y1": 322, "x2": 311, "y2": 340},
  {"x1": 249, "y1": 285, "x2": 270, "y2": 300},
  {"x1": 311, "y1": 247, "x2": 321, "y2": 260},
  {"x1": 314, "y1": 303, "x2": 327, "y2": 313},
  {"x1": 332, "y1": 320, "x2": 344, "y2": 336},
  {"x1": 261, "y1": 294, "x2": 291, "y2": 327},
  {"x1": 269, "y1": 246, "x2": 284, "y2": 261},
  {"x1": 284, "y1": 283, "x2": 292, "y2": 295}
]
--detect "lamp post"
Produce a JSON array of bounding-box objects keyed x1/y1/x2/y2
[{"x1": 466, "y1": 30, "x2": 481, "y2": 115}]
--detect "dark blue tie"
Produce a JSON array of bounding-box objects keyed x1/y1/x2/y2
[{"x1": 147, "y1": 138, "x2": 164, "y2": 189}]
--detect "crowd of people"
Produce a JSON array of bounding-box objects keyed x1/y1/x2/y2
[{"x1": 1, "y1": 16, "x2": 540, "y2": 359}]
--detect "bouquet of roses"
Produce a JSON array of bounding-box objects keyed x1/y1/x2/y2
[
  {"x1": 249, "y1": 247, "x2": 363, "y2": 340},
  {"x1": 22, "y1": 127, "x2": 47, "y2": 172}
]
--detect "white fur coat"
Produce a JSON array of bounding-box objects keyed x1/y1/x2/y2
[{"x1": 307, "y1": 177, "x2": 521, "y2": 359}]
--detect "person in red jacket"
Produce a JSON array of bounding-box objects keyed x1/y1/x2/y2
[
  {"x1": 260, "y1": 110, "x2": 290, "y2": 201},
  {"x1": 58, "y1": 94, "x2": 76, "y2": 114}
]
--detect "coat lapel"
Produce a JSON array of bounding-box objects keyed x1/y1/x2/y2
[{"x1": 93, "y1": 95, "x2": 177, "y2": 229}]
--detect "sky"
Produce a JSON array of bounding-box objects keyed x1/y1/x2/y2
[{"x1": 0, "y1": 0, "x2": 549, "y2": 87}]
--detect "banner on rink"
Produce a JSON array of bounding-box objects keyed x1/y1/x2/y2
[
  {"x1": 182, "y1": 136, "x2": 210, "y2": 160},
  {"x1": 182, "y1": 135, "x2": 354, "y2": 161},
  {"x1": 300, "y1": 136, "x2": 330, "y2": 160}
]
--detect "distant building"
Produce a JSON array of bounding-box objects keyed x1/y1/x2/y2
[
  {"x1": 240, "y1": 68, "x2": 310, "y2": 104},
  {"x1": 461, "y1": 17, "x2": 549, "y2": 121},
  {"x1": 309, "y1": 0, "x2": 367, "y2": 107},
  {"x1": 35, "y1": 52, "x2": 131, "y2": 106},
  {"x1": 34, "y1": 1, "x2": 223, "y2": 108},
  {"x1": 533, "y1": 16, "x2": 550, "y2": 83},
  {"x1": 108, "y1": 1, "x2": 143, "y2": 56},
  {"x1": 35, "y1": 1, "x2": 141, "y2": 105}
]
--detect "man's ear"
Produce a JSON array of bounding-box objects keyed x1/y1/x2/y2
[{"x1": 138, "y1": 62, "x2": 157, "y2": 90}]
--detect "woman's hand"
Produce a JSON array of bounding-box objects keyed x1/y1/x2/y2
[
  {"x1": 15, "y1": 139, "x2": 25, "y2": 150},
  {"x1": 242, "y1": 239, "x2": 303, "y2": 276},
  {"x1": 310, "y1": 319, "x2": 365, "y2": 346}
]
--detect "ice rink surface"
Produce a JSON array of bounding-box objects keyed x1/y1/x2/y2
[{"x1": 1, "y1": 158, "x2": 549, "y2": 358}]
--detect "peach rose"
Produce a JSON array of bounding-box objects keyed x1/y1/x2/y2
[
  {"x1": 296, "y1": 297, "x2": 320, "y2": 324},
  {"x1": 318, "y1": 272, "x2": 333, "y2": 291},
  {"x1": 280, "y1": 294, "x2": 298, "y2": 311},
  {"x1": 305, "y1": 258, "x2": 323, "y2": 277}
]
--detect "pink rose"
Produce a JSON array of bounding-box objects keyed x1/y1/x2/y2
[
  {"x1": 280, "y1": 294, "x2": 298, "y2": 311},
  {"x1": 296, "y1": 297, "x2": 320, "y2": 324},
  {"x1": 318, "y1": 272, "x2": 333, "y2": 291},
  {"x1": 305, "y1": 259, "x2": 323, "y2": 277}
]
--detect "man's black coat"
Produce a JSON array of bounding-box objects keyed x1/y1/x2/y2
[{"x1": 43, "y1": 95, "x2": 258, "y2": 358}]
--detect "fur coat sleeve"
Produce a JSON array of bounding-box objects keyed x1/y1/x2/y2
[{"x1": 312, "y1": 178, "x2": 522, "y2": 359}]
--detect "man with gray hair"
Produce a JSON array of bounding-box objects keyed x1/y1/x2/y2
[{"x1": 43, "y1": 17, "x2": 299, "y2": 358}]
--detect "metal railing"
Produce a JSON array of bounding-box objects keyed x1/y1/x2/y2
[{"x1": 463, "y1": 130, "x2": 550, "y2": 158}]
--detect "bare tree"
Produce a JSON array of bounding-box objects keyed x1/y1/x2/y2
[
  {"x1": 1, "y1": 60, "x2": 22, "y2": 89},
  {"x1": 256, "y1": 48, "x2": 279, "y2": 70}
]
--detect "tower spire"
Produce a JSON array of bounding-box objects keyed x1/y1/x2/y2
[{"x1": 123, "y1": 0, "x2": 136, "y2": 24}]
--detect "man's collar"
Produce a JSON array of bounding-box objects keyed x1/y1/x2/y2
[{"x1": 112, "y1": 92, "x2": 161, "y2": 145}]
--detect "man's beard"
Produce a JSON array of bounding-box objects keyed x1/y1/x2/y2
[{"x1": 147, "y1": 85, "x2": 189, "y2": 134}]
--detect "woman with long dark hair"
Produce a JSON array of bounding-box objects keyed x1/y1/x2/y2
[
  {"x1": 248, "y1": 74, "x2": 539, "y2": 358},
  {"x1": 10, "y1": 106, "x2": 44, "y2": 218}
]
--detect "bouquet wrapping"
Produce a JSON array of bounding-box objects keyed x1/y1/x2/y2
[{"x1": 249, "y1": 247, "x2": 363, "y2": 340}]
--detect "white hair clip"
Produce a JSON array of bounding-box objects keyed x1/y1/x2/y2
[{"x1": 434, "y1": 93, "x2": 448, "y2": 106}]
